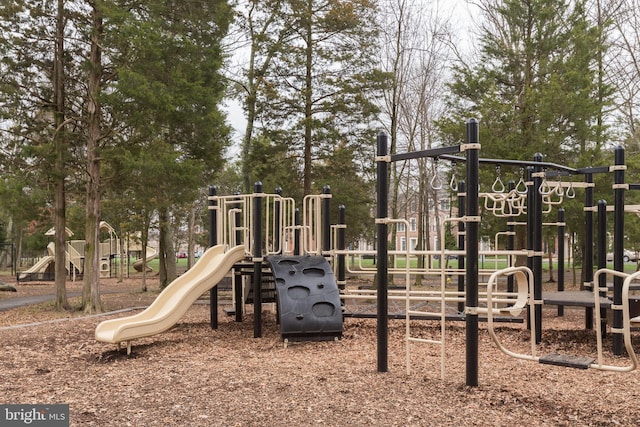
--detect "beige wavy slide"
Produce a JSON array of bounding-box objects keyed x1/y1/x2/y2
[{"x1": 95, "y1": 244, "x2": 246, "y2": 354}]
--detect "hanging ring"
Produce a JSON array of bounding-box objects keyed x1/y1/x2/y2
[
  {"x1": 450, "y1": 174, "x2": 458, "y2": 192},
  {"x1": 515, "y1": 167, "x2": 527, "y2": 194},
  {"x1": 538, "y1": 177, "x2": 552, "y2": 196},
  {"x1": 566, "y1": 181, "x2": 575, "y2": 199},
  {"x1": 430, "y1": 158, "x2": 443, "y2": 190},
  {"x1": 554, "y1": 177, "x2": 564, "y2": 197}
]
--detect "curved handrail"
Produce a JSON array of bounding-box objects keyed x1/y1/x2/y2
[
  {"x1": 483, "y1": 266, "x2": 538, "y2": 362},
  {"x1": 484, "y1": 266, "x2": 640, "y2": 372},
  {"x1": 591, "y1": 269, "x2": 640, "y2": 372}
]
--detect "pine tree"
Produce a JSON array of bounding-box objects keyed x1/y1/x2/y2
[
  {"x1": 438, "y1": 0, "x2": 612, "y2": 273},
  {"x1": 103, "y1": 0, "x2": 233, "y2": 288},
  {"x1": 258, "y1": 0, "x2": 386, "y2": 196},
  {"x1": 0, "y1": 0, "x2": 86, "y2": 310},
  {"x1": 312, "y1": 140, "x2": 374, "y2": 245},
  {"x1": 441, "y1": 0, "x2": 609, "y2": 164}
]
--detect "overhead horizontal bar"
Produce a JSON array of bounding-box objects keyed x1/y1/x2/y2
[{"x1": 390, "y1": 145, "x2": 462, "y2": 162}]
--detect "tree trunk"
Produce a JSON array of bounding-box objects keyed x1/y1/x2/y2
[
  {"x1": 82, "y1": 3, "x2": 103, "y2": 313},
  {"x1": 53, "y1": 0, "x2": 69, "y2": 311},
  {"x1": 158, "y1": 208, "x2": 177, "y2": 288},
  {"x1": 302, "y1": 0, "x2": 313, "y2": 196},
  {"x1": 547, "y1": 237, "x2": 555, "y2": 283},
  {"x1": 241, "y1": 43, "x2": 258, "y2": 194},
  {"x1": 141, "y1": 223, "x2": 148, "y2": 292},
  {"x1": 187, "y1": 206, "x2": 196, "y2": 270},
  {"x1": 16, "y1": 227, "x2": 23, "y2": 269}
]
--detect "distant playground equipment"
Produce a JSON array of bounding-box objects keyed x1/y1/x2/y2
[
  {"x1": 96, "y1": 119, "x2": 640, "y2": 388},
  {"x1": 17, "y1": 222, "x2": 157, "y2": 282},
  {"x1": 131, "y1": 244, "x2": 157, "y2": 273}
]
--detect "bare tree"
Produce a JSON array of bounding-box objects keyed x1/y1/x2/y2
[
  {"x1": 379, "y1": 0, "x2": 454, "y2": 279},
  {"x1": 606, "y1": 0, "x2": 640, "y2": 142},
  {"x1": 225, "y1": 1, "x2": 294, "y2": 192}
]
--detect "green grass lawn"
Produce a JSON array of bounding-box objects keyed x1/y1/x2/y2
[{"x1": 349, "y1": 256, "x2": 640, "y2": 273}]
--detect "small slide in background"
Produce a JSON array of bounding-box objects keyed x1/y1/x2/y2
[
  {"x1": 132, "y1": 246, "x2": 158, "y2": 272},
  {"x1": 95, "y1": 245, "x2": 245, "y2": 353},
  {"x1": 18, "y1": 242, "x2": 82, "y2": 281},
  {"x1": 17, "y1": 255, "x2": 55, "y2": 280}
]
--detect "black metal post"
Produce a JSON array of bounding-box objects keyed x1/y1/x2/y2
[
  {"x1": 457, "y1": 180, "x2": 466, "y2": 314},
  {"x1": 209, "y1": 186, "x2": 218, "y2": 329},
  {"x1": 533, "y1": 154, "x2": 543, "y2": 344},
  {"x1": 294, "y1": 208, "x2": 301, "y2": 256},
  {"x1": 376, "y1": 131, "x2": 389, "y2": 373},
  {"x1": 253, "y1": 182, "x2": 263, "y2": 338},
  {"x1": 234, "y1": 192, "x2": 243, "y2": 322},
  {"x1": 465, "y1": 119, "x2": 480, "y2": 387},
  {"x1": 557, "y1": 208, "x2": 565, "y2": 316},
  {"x1": 234, "y1": 267, "x2": 243, "y2": 323},
  {"x1": 507, "y1": 180, "x2": 515, "y2": 293},
  {"x1": 584, "y1": 173, "x2": 594, "y2": 329},
  {"x1": 526, "y1": 167, "x2": 534, "y2": 331},
  {"x1": 526, "y1": 167, "x2": 534, "y2": 276},
  {"x1": 597, "y1": 200, "x2": 608, "y2": 337},
  {"x1": 613, "y1": 146, "x2": 625, "y2": 355}
]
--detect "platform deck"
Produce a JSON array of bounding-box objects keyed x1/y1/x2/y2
[{"x1": 542, "y1": 291, "x2": 611, "y2": 308}]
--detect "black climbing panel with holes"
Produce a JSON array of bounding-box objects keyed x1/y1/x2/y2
[{"x1": 266, "y1": 255, "x2": 343, "y2": 342}]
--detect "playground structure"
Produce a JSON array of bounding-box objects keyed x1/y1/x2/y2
[
  {"x1": 17, "y1": 221, "x2": 157, "y2": 282},
  {"x1": 373, "y1": 119, "x2": 640, "y2": 386},
  {"x1": 95, "y1": 119, "x2": 640, "y2": 387},
  {"x1": 96, "y1": 185, "x2": 345, "y2": 353}
]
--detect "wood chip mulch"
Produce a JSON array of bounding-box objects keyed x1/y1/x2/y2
[{"x1": 1, "y1": 277, "x2": 640, "y2": 426}]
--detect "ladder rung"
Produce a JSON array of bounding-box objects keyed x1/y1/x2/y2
[
  {"x1": 407, "y1": 310, "x2": 445, "y2": 317},
  {"x1": 407, "y1": 337, "x2": 442, "y2": 345}
]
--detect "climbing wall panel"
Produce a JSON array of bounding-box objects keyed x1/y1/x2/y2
[{"x1": 266, "y1": 255, "x2": 343, "y2": 342}]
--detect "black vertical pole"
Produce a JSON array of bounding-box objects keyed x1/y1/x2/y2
[
  {"x1": 322, "y1": 185, "x2": 332, "y2": 256},
  {"x1": 507, "y1": 180, "x2": 516, "y2": 293},
  {"x1": 526, "y1": 167, "x2": 534, "y2": 331},
  {"x1": 294, "y1": 208, "x2": 301, "y2": 256},
  {"x1": 457, "y1": 180, "x2": 466, "y2": 314},
  {"x1": 376, "y1": 131, "x2": 389, "y2": 373},
  {"x1": 526, "y1": 167, "x2": 534, "y2": 276},
  {"x1": 597, "y1": 200, "x2": 608, "y2": 337},
  {"x1": 209, "y1": 186, "x2": 218, "y2": 329},
  {"x1": 337, "y1": 205, "x2": 346, "y2": 293},
  {"x1": 253, "y1": 182, "x2": 263, "y2": 338},
  {"x1": 234, "y1": 192, "x2": 243, "y2": 245},
  {"x1": 557, "y1": 208, "x2": 565, "y2": 316},
  {"x1": 465, "y1": 119, "x2": 480, "y2": 387},
  {"x1": 532, "y1": 154, "x2": 543, "y2": 344},
  {"x1": 584, "y1": 173, "x2": 594, "y2": 329},
  {"x1": 613, "y1": 146, "x2": 625, "y2": 355},
  {"x1": 234, "y1": 192, "x2": 243, "y2": 323}
]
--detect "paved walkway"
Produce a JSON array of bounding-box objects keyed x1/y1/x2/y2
[{"x1": 0, "y1": 292, "x2": 83, "y2": 312}]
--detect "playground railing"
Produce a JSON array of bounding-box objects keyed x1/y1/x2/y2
[
  {"x1": 482, "y1": 266, "x2": 537, "y2": 362},
  {"x1": 211, "y1": 192, "x2": 314, "y2": 257},
  {"x1": 300, "y1": 193, "x2": 331, "y2": 256},
  {"x1": 593, "y1": 268, "x2": 640, "y2": 372},
  {"x1": 481, "y1": 266, "x2": 640, "y2": 372}
]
